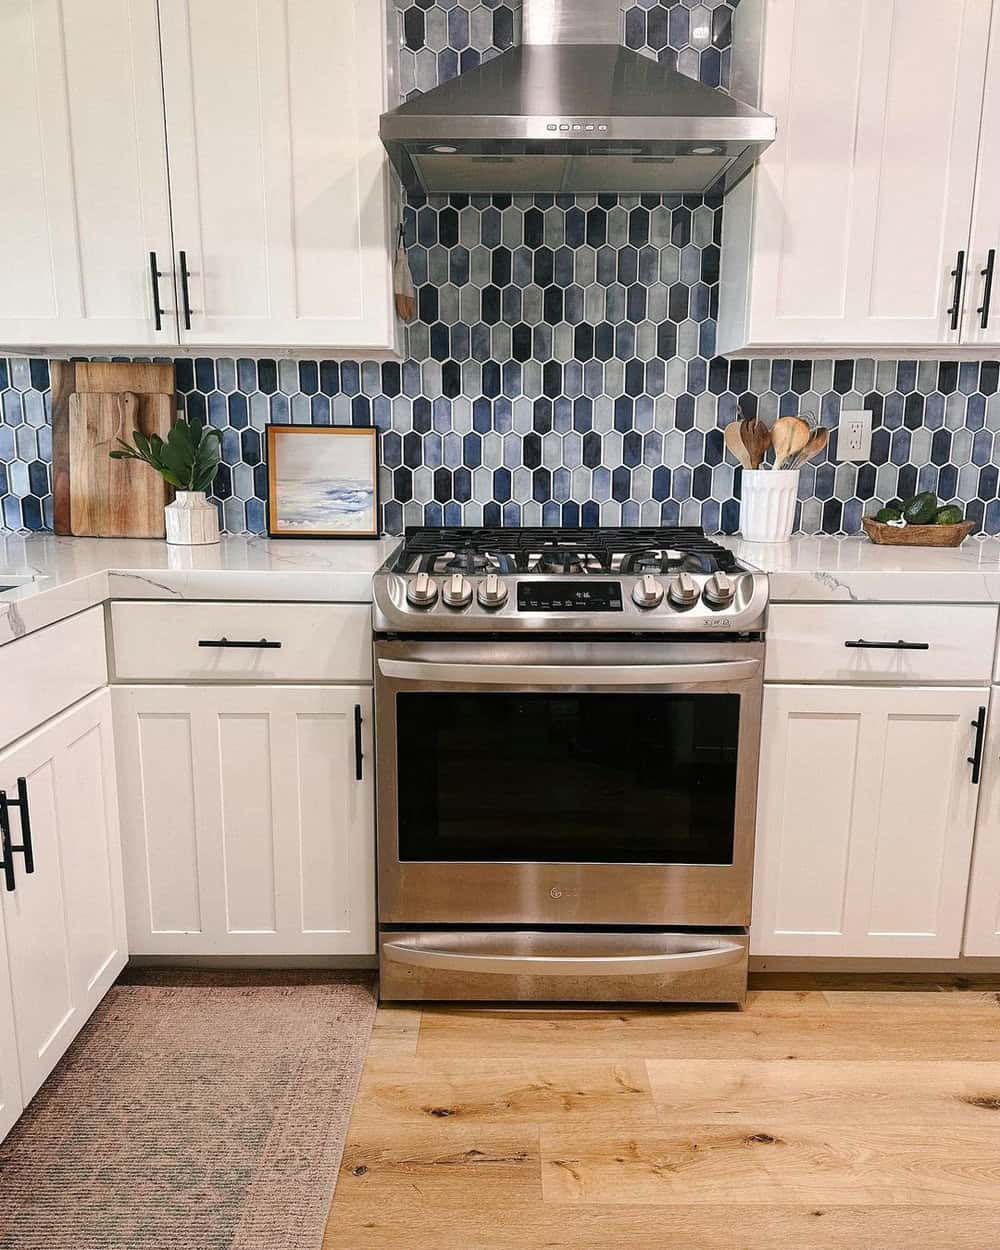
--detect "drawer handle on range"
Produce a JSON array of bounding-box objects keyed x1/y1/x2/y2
[
  {"x1": 0, "y1": 779, "x2": 34, "y2": 893},
  {"x1": 377, "y1": 658, "x2": 760, "y2": 685},
  {"x1": 197, "y1": 637, "x2": 282, "y2": 650},
  {"x1": 844, "y1": 639, "x2": 930, "y2": 651},
  {"x1": 383, "y1": 938, "x2": 746, "y2": 977},
  {"x1": 969, "y1": 705, "x2": 987, "y2": 785}
]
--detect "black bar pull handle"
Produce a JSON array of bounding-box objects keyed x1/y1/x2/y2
[
  {"x1": 148, "y1": 251, "x2": 165, "y2": 332},
  {"x1": 0, "y1": 793, "x2": 15, "y2": 892},
  {"x1": 354, "y1": 704, "x2": 364, "y2": 782},
  {"x1": 179, "y1": 249, "x2": 193, "y2": 330},
  {"x1": 844, "y1": 639, "x2": 930, "y2": 651},
  {"x1": 979, "y1": 248, "x2": 996, "y2": 331},
  {"x1": 197, "y1": 637, "x2": 282, "y2": 650},
  {"x1": 10, "y1": 779, "x2": 33, "y2": 874},
  {"x1": 948, "y1": 250, "x2": 966, "y2": 331},
  {"x1": 969, "y1": 705, "x2": 987, "y2": 785}
]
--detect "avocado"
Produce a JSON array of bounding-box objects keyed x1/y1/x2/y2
[
  {"x1": 876, "y1": 507, "x2": 902, "y2": 523},
  {"x1": 933, "y1": 505, "x2": 964, "y2": 526},
  {"x1": 902, "y1": 491, "x2": 939, "y2": 525}
]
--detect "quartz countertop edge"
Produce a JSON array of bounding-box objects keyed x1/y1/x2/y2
[
  {"x1": 5, "y1": 532, "x2": 1000, "y2": 647},
  {"x1": 0, "y1": 534, "x2": 399, "y2": 646}
]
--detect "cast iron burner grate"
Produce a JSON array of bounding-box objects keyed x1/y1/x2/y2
[{"x1": 396, "y1": 526, "x2": 742, "y2": 576}]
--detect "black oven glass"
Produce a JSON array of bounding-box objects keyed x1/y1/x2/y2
[{"x1": 396, "y1": 692, "x2": 739, "y2": 864}]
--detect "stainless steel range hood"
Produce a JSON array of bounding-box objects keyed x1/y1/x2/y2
[{"x1": 380, "y1": 0, "x2": 775, "y2": 197}]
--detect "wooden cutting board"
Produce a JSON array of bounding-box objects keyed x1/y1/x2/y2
[{"x1": 52, "y1": 361, "x2": 175, "y2": 537}]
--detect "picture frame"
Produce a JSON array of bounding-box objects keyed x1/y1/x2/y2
[{"x1": 266, "y1": 424, "x2": 380, "y2": 539}]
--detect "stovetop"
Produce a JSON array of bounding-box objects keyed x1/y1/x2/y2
[{"x1": 373, "y1": 526, "x2": 768, "y2": 635}]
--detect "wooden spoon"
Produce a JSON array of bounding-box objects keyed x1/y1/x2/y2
[
  {"x1": 771, "y1": 416, "x2": 811, "y2": 469},
  {"x1": 740, "y1": 416, "x2": 771, "y2": 470},
  {"x1": 790, "y1": 425, "x2": 830, "y2": 468},
  {"x1": 724, "y1": 421, "x2": 753, "y2": 469}
]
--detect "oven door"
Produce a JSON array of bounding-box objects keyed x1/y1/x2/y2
[{"x1": 375, "y1": 638, "x2": 763, "y2": 927}]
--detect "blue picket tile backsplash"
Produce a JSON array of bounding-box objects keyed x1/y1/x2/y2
[{"x1": 2, "y1": 0, "x2": 999, "y2": 536}]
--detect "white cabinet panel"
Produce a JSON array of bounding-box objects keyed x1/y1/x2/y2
[
  {"x1": 0, "y1": 0, "x2": 175, "y2": 346},
  {"x1": 159, "y1": 0, "x2": 397, "y2": 350},
  {"x1": 0, "y1": 922, "x2": 23, "y2": 1142},
  {"x1": 963, "y1": 691, "x2": 1000, "y2": 953},
  {"x1": 720, "y1": 0, "x2": 992, "y2": 353},
  {"x1": 965, "y1": 7, "x2": 1000, "y2": 346},
  {"x1": 0, "y1": 691, "x2": 126, "y2": 1103},
  {"x1": 753, "y1": 684, "x2": 985, "y2": 957},
  {"x1": 114, "y1": 685, "x2": 375, "y2": 956}
]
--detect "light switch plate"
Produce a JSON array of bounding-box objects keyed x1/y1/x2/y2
[{"x1": 836, "y1": 409, "x2": 873, "y2": 461}]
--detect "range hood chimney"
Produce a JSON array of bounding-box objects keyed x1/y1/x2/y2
[{"x1": 380, "y1": 0, "x2": 775, "y2": 197}]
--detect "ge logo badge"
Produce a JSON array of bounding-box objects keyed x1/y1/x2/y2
[{"x1": 549, "y1": 887, "x2": 563, "y2": 900}]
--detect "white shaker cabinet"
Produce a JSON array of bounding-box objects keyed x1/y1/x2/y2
[
  {"x1": 113, "y1": 685, "x2": 375, "y2": 957},
  {"x1": 720, "y1": 0, "x2": 995, "y2": 354},
  {"x1": 0, "y1": 0, "x2": 176, "y2": 347},
  {"x1": 159, "y1": 0, "x2": 398, "y2": 351},
  {"x1": 0, "y1": 691, "x2": 127, "y2": 1102},
  {"x1": 0, "y1": 927, "x2": 23, "y2": 1142},
  {"x1": 752, "y1": 684, "x2": 986, "y2": 957},
  {"x1": 964, "y1": 8, "x2": 1000, "y2": 347},
  {"x1": 962, "y1": 691, "x2": 1000, "y2": 953}
]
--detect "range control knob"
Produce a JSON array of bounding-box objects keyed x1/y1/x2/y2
[
  {"x1": 477, "y1": 574, "x2": 509, "y2": 610},
  {"x1": 667, "y1": 571, "x2": 700, "y2": 609},
  {"x1": 703, "y1": 571, "x2": 736, "y2": 609},
  {"x1": 442, "y1": 573, "x2": 473, "y2": 609},
  {"x1": 631, "y1": 575, "x2": 664, "y2": 609},
  {"x1": 406, "y1": 573, "x2": 438, "y2": 608}
]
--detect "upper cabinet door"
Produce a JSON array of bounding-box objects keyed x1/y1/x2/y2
[
  {"x1": 159, "y1": 0, "x2": 398, "y2": 351},
  {"x1": 720, "y1": 0, "x2": 992, "y2": 354},
  {"x1": 0, "y1": 0, "x2": 176, "y2": 347},
  {"x1": 964, "y1": 7, "x2": 1000, "y2": 347}
]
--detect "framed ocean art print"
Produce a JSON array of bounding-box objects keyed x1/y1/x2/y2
[{"x1": 266, "y1": 425, "x2": 380, "y2": 539}]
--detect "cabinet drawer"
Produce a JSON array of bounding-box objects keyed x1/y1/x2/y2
[
  {"x1": 0, "y1": 607, "x2": 107, "y2": 747},
  {"x1": 765, "y1": 604, "x2": 998, "y2": 683},
  {"x1": 111, "y1": 602, "x2": 372, "y2": 683}
]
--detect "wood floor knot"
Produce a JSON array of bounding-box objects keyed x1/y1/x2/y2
[
  {"x1": 744, "y1": 1132, "x2": 783, "y2": 1146},
  {"x1": 962, "y1": 1094, "x2": 1000, "y2": 1111}
]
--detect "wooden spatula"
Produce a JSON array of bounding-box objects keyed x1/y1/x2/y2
[
  {"x1": 772, "y1": 416, "x2": 811, "y2": 469},
  {"x1": 740, "y1": 416, "x2": 772, "y2": 470},
  {"x1": 724, "y1": 421, "x2": 753, "y2": 469}
]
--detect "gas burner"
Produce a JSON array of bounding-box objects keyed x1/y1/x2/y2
[
  {"x1": 533, "y1": 550, "x2": 596, "y2": 575},
  {"x1": 445, "y1": 549, "x2": 489, "y2": 573},
  {"x1": 418, "y1": 549, "x2": 515, "y2": 575},
  {"x1": 620, "y1": 548, "x2": 687, "y2": 574}
]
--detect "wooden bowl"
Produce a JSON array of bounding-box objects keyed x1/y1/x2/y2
[{"x1": 862, "y1": 517, "x2": 975, "y2": 547}]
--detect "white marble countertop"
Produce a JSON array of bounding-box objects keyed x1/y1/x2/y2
[
  {"x1": 0, "y1": 534, "x2": 398, "y2": 645},
  {"x1": 722, "y1": 534, "x2": 1000, "y2": 603},
  {"x1": 4, "y1": 531, "x2": 1000, "y2": 645}
]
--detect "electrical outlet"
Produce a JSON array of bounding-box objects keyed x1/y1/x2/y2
[{"x1": 837, "y1": 409, "x2": 873, "y2": 462}]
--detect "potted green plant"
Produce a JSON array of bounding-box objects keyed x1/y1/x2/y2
[{"x1": 110, "y1": 417, "x2": 223, "y2": 545}]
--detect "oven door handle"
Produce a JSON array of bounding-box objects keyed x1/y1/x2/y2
[
  {"x1": 377, "y1": 658, "x2": 760, "y2": 685},
  {"x1": 382, "y1": 937, "x2": 747, "y2": 977}
]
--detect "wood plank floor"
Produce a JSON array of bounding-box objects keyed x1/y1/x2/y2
[{"x1": 322, "y1": 978, "x2": 1000, "y2": 1250}]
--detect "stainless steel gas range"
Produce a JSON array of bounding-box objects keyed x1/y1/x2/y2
[{"x1": 372, "y1": 526, "x2": 768, "y2": 1004}]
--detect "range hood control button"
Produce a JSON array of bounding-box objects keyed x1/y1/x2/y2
[
  {"x1": 442, "y1": 574, "x2": 473, "y2": 609},
  {"x1": 632, "y1": 575, "x2": 664, "y2": 609},
  {"x1": 477, "y1": 574, "x2": 509, "y2": 610},
  {"x1": 703, "y1": 572, "x2": 736, "y2": 609},
  {"x1": 406, "y1": 573, "x2": 438, "y2": 608}
]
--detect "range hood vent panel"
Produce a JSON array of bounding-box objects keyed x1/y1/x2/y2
[{"x1": 380, "y1": 25, "x2": 775, "y2": 196}]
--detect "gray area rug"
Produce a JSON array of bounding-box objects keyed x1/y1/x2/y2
[{"x1": 0, "y1": 969, "x2": 377, "y2": 1249}]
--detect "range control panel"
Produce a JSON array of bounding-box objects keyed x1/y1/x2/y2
[{"x1": 517, "y1": 581, "x2": 624, "y2": 613}]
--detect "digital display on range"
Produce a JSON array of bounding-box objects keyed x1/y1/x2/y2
[{"x1": 517, "y1": 581, "x2": 623, "y2": 612}]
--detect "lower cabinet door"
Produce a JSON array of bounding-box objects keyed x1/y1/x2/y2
[
  {"x1": 962, "y1": 689, "x2": 1000, "y2": 954},
  {"x1": 113, "y1": 685, "x2": 375, "y2": 956},
  {"x1": 0, "y1": 690, "x2": 127, "y2": 1103},
  {"x1": 752, "y1": 684, "x2": 987, "y2": 957},
  {"x1": 0, "y1": 922, "x2": 24, "y2": 1141}
]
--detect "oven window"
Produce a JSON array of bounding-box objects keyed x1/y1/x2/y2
[{"x1": 396, "y1": 692, "x2": 739, "y2": 865}]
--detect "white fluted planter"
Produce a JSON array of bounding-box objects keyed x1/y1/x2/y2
[
  {"x1": 165, "y1": 491, "x2": 220, "y2": 546},
  {"x1": 739, "y1": 469, "x2": 799, "y2": 543}
]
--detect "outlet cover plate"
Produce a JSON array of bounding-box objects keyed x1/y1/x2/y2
[{"x1": 837, "y1": 409, "x2": 873, "y2": 462}]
